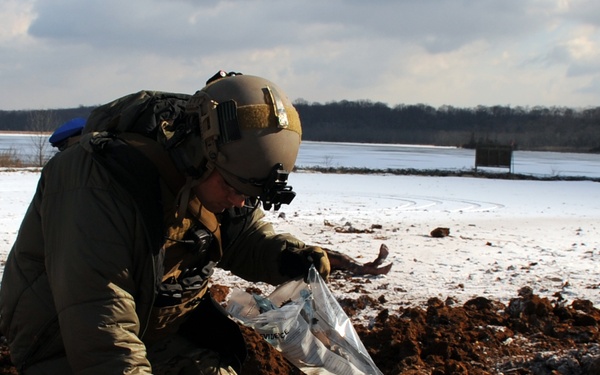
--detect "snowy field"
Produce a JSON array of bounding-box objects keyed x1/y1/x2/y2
[{"x1": 2, "y1": 169, "x2": 599, "y2": 312}]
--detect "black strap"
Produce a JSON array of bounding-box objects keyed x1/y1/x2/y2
[{"x1": 90, "y1": 133, "x2": 165, "y2": 254}]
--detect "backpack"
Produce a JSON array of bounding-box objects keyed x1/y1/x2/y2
[
  {"x1": 79, "y1": 91, "x2": 195, "y2": 254},
  {"x1": 83, "y1": 90, "x2": 192, "y2": 140}
]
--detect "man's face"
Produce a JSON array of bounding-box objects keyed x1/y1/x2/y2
[{"x1": 192, "y1": 169, "x2": 248, "y2": 213}]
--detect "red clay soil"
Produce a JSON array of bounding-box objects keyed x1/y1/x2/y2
[{"x1": 1, "y1": 284, "x2": 598, "y2": 375}]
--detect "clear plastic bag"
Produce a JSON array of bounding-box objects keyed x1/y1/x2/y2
[{"x1": 226, "y1": 266, "x2": 383, "y2": 375}]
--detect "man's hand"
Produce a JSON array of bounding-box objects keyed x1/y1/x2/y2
[
  {"x1": 279, "y1": 246, "x2": 331, "y2": 281},
  {"x1": 304, "y1": 246, "x2": 330, "y2": 280}
]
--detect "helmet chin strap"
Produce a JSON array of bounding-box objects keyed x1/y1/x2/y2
[
  {"x1": 174, "y1": 176, "x2": 194, "y2": 225},
  {"x1": 173, "y1": 159, "x2": 218, "y2": 225}
]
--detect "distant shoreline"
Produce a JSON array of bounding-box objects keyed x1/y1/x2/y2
[
  {"x1": 2, "y1": 165, "x2": 599, "y2": 183},
  {"x1": 295, "y1": 166, "x2": 600, "y2": 182},
  {"x1": 0, "y1": 131, "x2": 598, "y2": 154}
]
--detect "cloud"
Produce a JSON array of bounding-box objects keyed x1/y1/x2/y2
[
  {"x1": 24, "y1": 1, "x2": 549, "y2": 55},
  {"x1": 565, "y1": 0, "x2": 600, "y2": 27},
  {"x1": 0, "y1": 0, "x2": 35, "y2": 42},
  {"x1": 0, "y1": 0, "x2": 599, "y2": 109},
  {"x1": 577, "y1": 77, "x2": 600, "y2": 96}
]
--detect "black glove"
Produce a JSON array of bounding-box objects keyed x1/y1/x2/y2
[{"x1": 279, "y1": 246, "x2": 331, "y2": 281}]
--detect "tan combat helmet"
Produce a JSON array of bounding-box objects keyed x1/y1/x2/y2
[{"x1": 167, "y1": 71, "x2": 302, "y2": 210}]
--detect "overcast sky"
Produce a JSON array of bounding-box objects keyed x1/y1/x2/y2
[{"x1": 1, "y1": 0, "x2": 599, "y2": 110}]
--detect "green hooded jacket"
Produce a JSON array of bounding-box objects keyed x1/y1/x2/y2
[{"x1": 0, "y1": 135, "x2": 305, "y2": 374}]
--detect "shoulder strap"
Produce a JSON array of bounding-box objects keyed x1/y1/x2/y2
[
  {"x1": 118, "y1": 133, "x2": 222, "y2": 257},
  {"x1": 88, "y1": 133, "x2": 165, "y2": 254}
]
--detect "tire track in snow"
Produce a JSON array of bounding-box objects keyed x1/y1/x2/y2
[{"x1": 351, "y1": 193, "x2": 505, "y2": 213}]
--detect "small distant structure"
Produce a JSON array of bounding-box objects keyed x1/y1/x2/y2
[{"x1": 475, "y1": 144, "x2": 513, "y2": 173}]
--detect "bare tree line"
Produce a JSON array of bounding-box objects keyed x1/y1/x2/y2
[
  {"x1": 294, "y1": 100, "x2": 600, "y2": 153},
  {"x1": 1, "y1": 101, "x2": 599, "y2": 153}
]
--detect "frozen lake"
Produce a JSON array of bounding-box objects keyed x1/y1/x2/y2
[
  {"x1": 296, "y1": 141, "x2": 600, "y2": 178},
  {"x1": 1, "y1": 134, "x2": 599, "y2": 179}
]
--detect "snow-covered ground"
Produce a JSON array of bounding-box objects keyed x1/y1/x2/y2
[{"x1": 2, "y1": 169, "x2": 599, "y2": 311}]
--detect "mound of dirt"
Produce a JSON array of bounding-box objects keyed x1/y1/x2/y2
[
  {"x1": 349, "y1": 290, "x2": 600, "y2": 374},
  {"x1": 1, "y1": 285, "x2": 598, "y2": 375}
]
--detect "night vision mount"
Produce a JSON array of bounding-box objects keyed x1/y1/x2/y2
[{"x1": 256, "y1": 163, "x2": 296, "y2": 211}]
